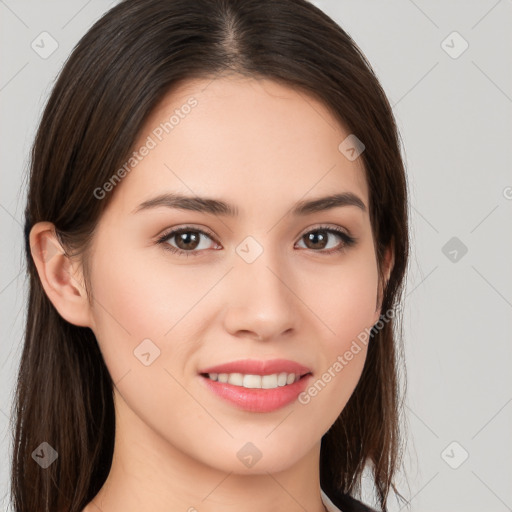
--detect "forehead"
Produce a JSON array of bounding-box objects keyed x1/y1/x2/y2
[{"x1": 105, "y1": 75, "x2": 369, "y2": 218}]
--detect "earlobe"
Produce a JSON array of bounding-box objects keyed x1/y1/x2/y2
[{"x1": 29, "y1": 222, "x2": 94, "y2": 328}]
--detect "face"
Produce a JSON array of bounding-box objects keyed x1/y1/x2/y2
[{"x1": 80, "y1": 75, "x2": 387, "y2": 474}]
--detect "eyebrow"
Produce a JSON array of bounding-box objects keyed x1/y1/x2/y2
[{"x1": 132, "y1": 191, "x2": 366, "y2": 216}]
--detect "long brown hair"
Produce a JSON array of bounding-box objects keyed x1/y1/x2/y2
[{"x1": 12, "y1": 1, "x2": 410, "y2": 510}]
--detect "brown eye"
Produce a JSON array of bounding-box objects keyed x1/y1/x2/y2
[
  {"x1": 157, "y1": 227, "x2": 219, "y2": 257},
  {"x1": 303, "y1": 230, "x2": 329, "y2": 250},
  {"x1": 296, "y1": 226, "x2": 356, "y2": 253},
  {"x1": 174, "y1": 231, "x2": 201, "y2": 250}
]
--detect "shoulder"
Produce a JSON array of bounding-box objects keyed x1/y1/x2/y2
[{"x1": 321, "y1": 488, "x2": 378, "y2": 512}]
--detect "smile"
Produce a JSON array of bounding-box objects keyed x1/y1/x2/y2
[{"x1": 204, "y1": 372, "x2": 301, "y2": 389}]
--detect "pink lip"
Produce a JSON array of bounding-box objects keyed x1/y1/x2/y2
[
  {"x1": 198, "y1": 359, "x2": 313, "y2": 413},
  {"x1": 199, "y1": 358, "x2": 311, "y2": 376}
]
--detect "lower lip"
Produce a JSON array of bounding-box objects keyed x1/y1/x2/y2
[{"x1": 200, "y1": 374, "x2": 313, "y2": 413}]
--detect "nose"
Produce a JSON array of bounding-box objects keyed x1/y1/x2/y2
[{"x1": 222, "y1": 248, "x2": 299, "y2": 342}]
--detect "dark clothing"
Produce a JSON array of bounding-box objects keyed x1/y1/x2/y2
[{"x1": 323, "y1": 488, "x2": 379, "y2": 512}]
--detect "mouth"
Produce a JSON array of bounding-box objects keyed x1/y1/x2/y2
[{"x1": 198, "y1": 359, "x2": 313, "y2": 413}]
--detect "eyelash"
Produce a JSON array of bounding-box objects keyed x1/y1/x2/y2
[{"x1": 156, "y1": 224, "x2": 357, "y2": 258}]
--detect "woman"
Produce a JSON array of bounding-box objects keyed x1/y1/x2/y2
[{"x1": 12, "y1": 0, "x2": 410, "y2": 511}]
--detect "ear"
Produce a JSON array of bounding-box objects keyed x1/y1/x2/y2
[
  {"x1": 29, "y1": 221, "x2": 95, "y2": 329},
  {"x1": 373, "y1": 243, "x2": 395, "y2": 323}
]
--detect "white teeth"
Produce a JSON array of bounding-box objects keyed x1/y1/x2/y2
[
  {"x1": 261, "y1": 374, "x2": 277, "y2": 389},
  {"x1": 243, "y1": 374, "x2": 261, "y2": 388},
  {"x1": 207, "y1": 372, "x2": 300, "y2": 389},
  {"x1": 228, "y1": 373, "x2": 243, "y2": 386}
]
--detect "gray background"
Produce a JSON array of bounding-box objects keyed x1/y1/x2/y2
[{"x1": 1, "y1": 0, "x2": 511, "y2": 511}]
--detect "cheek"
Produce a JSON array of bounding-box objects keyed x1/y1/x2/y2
[
  {"x1": 304, "y1": 252, "x2": 379, "y2": 348},
  {"x1": 89, "y1": 243, "x2": 200, "y2": 333},
  {"x1": 86, "y1": 248, "x2": 207, "y2": 425},
  {"x1": 87, "y1": 245, "x2": 218, "y2": 376},
  {"x1": 297, "y1": 253, "x2": 378, "y2": 415}
]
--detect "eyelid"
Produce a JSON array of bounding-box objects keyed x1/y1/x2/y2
[
  {"x1": 156, "y1": 224, "x2": 217, "y2": 241},
  {"x1": 298, "y1": 223, "x2": 352, "y2": 238}
]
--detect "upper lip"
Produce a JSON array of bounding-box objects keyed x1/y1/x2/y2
[{"x1": 199, "y1": 359, "x2": 312, "y2": 376}]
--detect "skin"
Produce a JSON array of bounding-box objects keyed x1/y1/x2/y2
[{"x1": 30, "y1": 74, "x2": 393, "y2": 512}]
